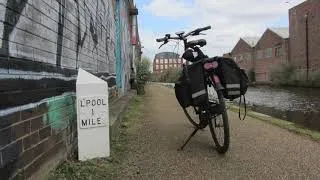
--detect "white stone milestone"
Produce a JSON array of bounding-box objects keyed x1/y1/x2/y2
[{"x1": 76, "y1": 68, "x2": 110, "y2": 161}]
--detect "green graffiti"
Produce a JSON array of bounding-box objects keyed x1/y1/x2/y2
[{"x1": 42, "y1": 93, "x2": 76, "y2": 130}]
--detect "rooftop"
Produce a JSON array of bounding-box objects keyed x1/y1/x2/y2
[
  {"x1": 269, "y1": 28, "x2": 289, "y2": 39},
  {"x1": 155, "y1": 52, "x2": 180, "y2": 59},
  {"x1": 241, "y1": 37, "x2": 260, "y2": 47}
]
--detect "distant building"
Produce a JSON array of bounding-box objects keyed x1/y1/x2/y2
[
  {"x1": 289, "y1": 0, "x2": 320, "y2": 71},
  {"x1": 226, "y1": 28, "x2": 290, "y2": 82},
  {"x1": 153, "y1": 52, "x2": 183, "y2": 73},
  {"x1": 224, "y1": 0, "x2": 320, "y2": 83},
  {"x1": 230, "y1": 37, "x2": 259, "y2": 73},
  {"x1": 255, "y1": 28, "x2": 289, "y2": 82}
]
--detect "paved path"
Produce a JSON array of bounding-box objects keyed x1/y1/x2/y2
[{"x1": 119, "y1": 84, "x2": 320, "y2": 180}]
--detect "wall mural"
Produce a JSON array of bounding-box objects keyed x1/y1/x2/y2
[
  {"x1": 116, "y1": 0, "x2": 132, "y2": 93},
  {"x1": 0, "y1": 0, "x2": 117, "y2": 110}
]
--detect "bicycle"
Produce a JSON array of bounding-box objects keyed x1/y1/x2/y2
[{"x1": 156, "y1": 26, "x2": 230, "y2": 154}]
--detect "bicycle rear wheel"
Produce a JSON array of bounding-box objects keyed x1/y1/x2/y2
[
  {"x1": 183, "y1": 106, "x2": 200, "y2": 127},
  {"x1": 208, "y1": 90, "x2": 230, "y2": 154}
]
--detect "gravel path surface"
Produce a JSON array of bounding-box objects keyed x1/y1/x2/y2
[{"x1": 119, "y1": 84, "x2": 320, "y2": 180}]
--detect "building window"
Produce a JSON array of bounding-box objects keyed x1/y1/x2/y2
[
  {"x1": 275, "y1": 46, "x2": 283, "y2": 57},
  {"x1": 265, "y1": 48, "x2": 273, "y2": 58},
  {"x1": 156, "y1": 65, "x2": 159, "y2": 70},
  {"x1": 257, "y1": 50, "x2": 263, "y2": 59},
  {"x1": 160, "y1": 65, "x2": 163, "y2": 69}
]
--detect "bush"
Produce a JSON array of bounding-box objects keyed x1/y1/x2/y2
[
  {"x1": 155, "y1": 67, "x2": 182, "y2": 83},
  {"x1": 270, "y1": 63, "x2": 320, "y2": 87},
  {"x1": 136, "y1": 57, "x2": 151, "y2": 95},
  {"x1": 270, "y1": 63, "x2": 296, "y2": 85}
]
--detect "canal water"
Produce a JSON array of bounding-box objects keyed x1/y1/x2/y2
[
  {"x1": 157, "y1": 82, "x2": 320, "y2": 131},
  {"x1": 242, "y1": 86, "x2": 320, "y2": 131}
]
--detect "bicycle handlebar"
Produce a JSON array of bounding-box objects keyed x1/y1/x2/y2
[
  {"x1": 197, "y1": 26, "x2": 211, "y2": 32},
  {"x1": 156, "y1": 25, "x2": 212, "y2": 43}
]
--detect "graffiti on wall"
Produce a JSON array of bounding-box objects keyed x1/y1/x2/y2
[
  {"x1": 0, "y1": 0, "x2": 117, "y2": 109},
  {"x1": 0, "y1": 0, "x2": 137, "y2": 178},
  {"x1": 0, "y1": 92, "x2": 77, "y2": 179},
  {"x1": 0, "y1": 0, "x2": 116, "y2": 72},
  {"x1": 116, "y1": 0, "x2": 133, "y2": 93}
]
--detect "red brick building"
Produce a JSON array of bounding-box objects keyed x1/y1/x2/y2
[
  {"x1": 255, "y1": 28, "x2": 289, "y2": 82},
  {"x1": 223, "y1": 52, "x2": 232, "y2": 58},
  {"x1": 289, "y1": 0, "x2": 320, "y2": 72},
  {"x1": 230, "y1": 37, "x2": 259, "y2": 72},
  {"x1": 153, "y1": 52, "x2": 183, "y2": 73}
]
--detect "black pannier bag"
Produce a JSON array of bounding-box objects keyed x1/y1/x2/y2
[
  {"x1": 174, "y1": 76, "x2": 192, "y2": 108},
  {"x1": 214, "y1": 57, "x2": 249, "y2": 100},
  {"x1": 214, "y1": 56, "x2": 249, "y2": 120},
  {"x1": 174, "y1": 60, "x2": 208, "y2": 107},
  {"x1": 187, "y1": 60, "x2": 208, "y2": 106}
]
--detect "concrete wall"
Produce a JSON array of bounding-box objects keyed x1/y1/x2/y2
[
  {"x1": 0, "y1": 0, "x2": 129, "y2": 179},
  {"x1": 289, "y1": 0, "x2": 320, "y2": 71}
]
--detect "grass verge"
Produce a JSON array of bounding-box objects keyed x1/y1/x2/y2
[
  {"x1": 49, "y1": 96, "x2": 144, "y2": 180},
  {"x1": 227, "y1": 104, "x2": 320, "y2": 141}
]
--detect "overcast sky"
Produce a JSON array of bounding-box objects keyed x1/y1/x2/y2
[{"x1": 135, "y1": 0, "x2": 305, "y2": 60}]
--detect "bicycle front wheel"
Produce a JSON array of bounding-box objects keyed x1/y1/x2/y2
[{"x1": 208, "y1": 90, "x2": 230, "y2": 154}]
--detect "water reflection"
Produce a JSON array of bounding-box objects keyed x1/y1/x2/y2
[{"x1": 244, "y1": 86, "x2": 320, "y2": 131}]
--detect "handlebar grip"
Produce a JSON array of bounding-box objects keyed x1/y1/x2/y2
[
  {"x1": 199, "y1": 26, "x2": 211, "y2": 31},
  {"x1": 156, "y1": 37, "x2": 167, "y2": 42}
]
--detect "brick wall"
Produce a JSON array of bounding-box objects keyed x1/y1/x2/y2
[
  {"x1": 0, "y1": 0, "x2": 121, "y2": 179},
  {"x1": 0, "y1": 0, "x2": 118, "y2": 109},
  {"x1": 255, "y1": 29, "x2": 289, "y2": 82},
  {"x1": 230, "y1": 39, "x2": 254, "y2": 72},
  {"x1": 0, "y1": 93, "x2": 76, "y2": 179},
  {"x1": 289, "y1": 0, "x2": 320, "y2": 71}
]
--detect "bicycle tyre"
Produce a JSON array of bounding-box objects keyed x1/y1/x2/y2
[
  {"x1": 208, "y1": 90, "x2": 230, "y2": 154},
  {"x1": 183, "y1": 106, "x2": 201, "y2": 127}
]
